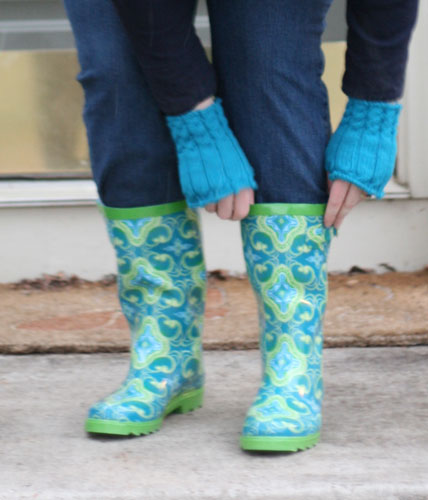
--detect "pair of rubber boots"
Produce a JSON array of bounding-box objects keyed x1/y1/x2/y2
[{"x1": 86, "y1": 200, "x2": 336, "y2": 452}]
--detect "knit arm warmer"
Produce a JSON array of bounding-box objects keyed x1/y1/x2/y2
[
  {"x1": 166, "y1": 98, "x2": 258, "y2": 207},
  {"x1": 324, "y1": 98, "x2": 402, "y2": 198}
]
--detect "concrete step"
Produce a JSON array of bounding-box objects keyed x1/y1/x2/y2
[
  {"x1": 1, "y1": 347, "x2": 427, "y2": 499},
  {"x1": 1, "y1": 270, "x2": 428, "y2": 354}
]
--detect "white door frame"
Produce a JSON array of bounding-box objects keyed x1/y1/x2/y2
[{"x1": 397, "y1": 0, "x2": 428, "y2": 198}]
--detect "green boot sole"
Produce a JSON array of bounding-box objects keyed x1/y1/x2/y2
[
  {"x1": 85, "y1": 387, "x2": 204, "y2": 436},
  {"x1": 240, "y1": 432, "x2": 320, "y2": 452}
]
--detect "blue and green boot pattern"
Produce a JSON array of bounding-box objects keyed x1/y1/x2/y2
[
  {"x1": 240, "y1": 203, "x2": 336, "y2": 452},
  {"x1": 85, "y1": 200, "x2": 206, "y2": 436}
]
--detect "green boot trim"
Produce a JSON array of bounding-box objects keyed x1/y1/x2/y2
[
  {"x1": 240, "y1": 432, "x2": 320, "y2": 452},
  {"x1": 97, "y1": 199, "x2": 188, "y2": 220},
  {"x1": 85, "y1": 387, "x2": 204, "y2": 436},
  {"x1": 248, "y1": 203, "x2": 327, "y2": 216}
]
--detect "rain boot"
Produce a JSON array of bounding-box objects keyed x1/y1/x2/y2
[
  {"x1": 85, "y1": 200, "x2": 206, "y2": 436},
  {"x1": 239, "y1": 203, "x2": 336, "y2": 451}
]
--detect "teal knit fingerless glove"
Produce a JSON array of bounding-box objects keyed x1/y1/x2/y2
[
  {"x1": 166, "y1": 97, "x2": 258, "y2": 208},
  {"x1": 324, "y1": 97, "x2": 402, "y2": 198}
]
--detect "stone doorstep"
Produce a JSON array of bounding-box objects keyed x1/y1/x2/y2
[
  {"x1": 1, "y1": 270, "x2": 428, "y2": 354},
  {"x1": 1, "y1": 348, "x2": 428, "y2": 499}
]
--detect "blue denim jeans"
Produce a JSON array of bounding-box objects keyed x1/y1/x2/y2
[{"x1": 64, "y1": 0, "x2": 333, "y2": 208}]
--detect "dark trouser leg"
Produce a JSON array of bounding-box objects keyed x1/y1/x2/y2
[
  {"x1": 207, "y1": 0, "x2": 334, "y2": 204},
  {"x1": 64, "y1": 0, "x2": 183, "y2": 208}
]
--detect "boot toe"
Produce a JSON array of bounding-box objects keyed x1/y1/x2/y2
[
  {"x1": 87, "y1": 397, "x2": 159, "y2": 423},
  {"x1": 242, "y1": 413, "x2": 320, "y2": 438}
]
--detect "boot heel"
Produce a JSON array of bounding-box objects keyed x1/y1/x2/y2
[{"x1": 174, "y1": 388, "x2": 204, "y2": 414}]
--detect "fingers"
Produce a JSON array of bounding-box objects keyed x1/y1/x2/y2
[
  {"x1": 249, "y1": 188, "x2": 255, "y2": 205},
  {"x1": 204, "y1": 188, "x2": 254, "y2": 220},
  {"x1": 324, "y1": 180, "x2": 350, "y2": 228},
  {"x1": 333, "y1": 184, "x2": 364, "y2": 229},
  {"x1": 324, "y1": 179, "x2": 365, "y2": 229},
  {"x1": 204, "y1": 202, "x2": 217, "y2": 213},
  {"x1": 205, "y1": 178, "x2": 365, "y2": 228},
  {"x1": 231, "y1": 188, "x2": 253, "y2": 220},
  {"x1": 216, "y1": 194, "x2": 234, "y2": 219}
]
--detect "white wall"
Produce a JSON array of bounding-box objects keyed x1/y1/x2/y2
[{"x1": 1, "y1": 198, "x2": 428, "y2": 283}]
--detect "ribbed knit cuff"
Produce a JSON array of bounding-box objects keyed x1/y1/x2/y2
[{"x1": 324, "y1": 98, "x2": 402, "y2": 198}]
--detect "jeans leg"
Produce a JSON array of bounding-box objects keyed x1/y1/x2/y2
[
  {"x1": 63, "y1": 0, "x2": 184, "y2": 208},
  {"x1": 207, "y1": 0, "x2": 334, "y2": 204}
]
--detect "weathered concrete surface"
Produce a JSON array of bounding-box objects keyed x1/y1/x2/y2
[
  {"x1": 0, "y1": 347, "x2": 427, "y2": 499},
  {"x1": 1, "y1": 270, "x2": 428, "y2": 353}
]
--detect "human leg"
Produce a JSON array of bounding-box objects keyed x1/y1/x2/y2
[
  {"x1": 85, "y1": 201, "x2": 206, "y2": 436},
  {"x1": 207, "y1": 0, "x2": 333, "y2": 205},
  {"x1": 207, "y1": 0, "x2": 336, "y2": 451},
  {"x1": 64, "y1": 0, "x2": 206, "y2": 434},
  {"x1": 64, "y1": 0, "x2": 183, "y2": 208},
  {"x1": 239, "y1": 205, "x2": 335, "y2": 451}
]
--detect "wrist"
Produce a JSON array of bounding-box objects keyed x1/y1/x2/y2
[{"x1": 192, "y1": 95, "x2": 215, "y2": 111}]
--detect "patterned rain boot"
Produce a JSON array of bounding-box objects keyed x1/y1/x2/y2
[
  {"x1": 85, "y1": 200, "x2": 206, "y2": 436},
  {"x1": 239, "y1": 203, "x2": 336, "y2": 452}
]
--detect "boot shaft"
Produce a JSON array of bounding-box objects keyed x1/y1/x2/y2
[
  {"x1": 239, "y1": 204, "x2": 337, "y2": 446},
  {"x1": 100, "y1": 200, "x2": 207, "y2": 394}
]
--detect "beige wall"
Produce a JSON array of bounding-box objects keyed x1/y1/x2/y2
[{"x1": 322, "y1": 41, "x2": 347, "y2": 132}]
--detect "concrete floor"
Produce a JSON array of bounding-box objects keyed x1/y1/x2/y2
[{"x1": 1, "y1": 348, "x2": 428, "y2": 500}]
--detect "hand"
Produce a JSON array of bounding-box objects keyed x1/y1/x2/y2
[
  {"x1": 324, "y1": 177, "x2": 368, "y2": 230},
  {"x1": 204, "y1": 188, "x2": 254, "y2": 220}
]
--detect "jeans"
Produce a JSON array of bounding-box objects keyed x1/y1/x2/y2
[{"x1": 64, "y1": 0, "x2": 333, "y2": 208}]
